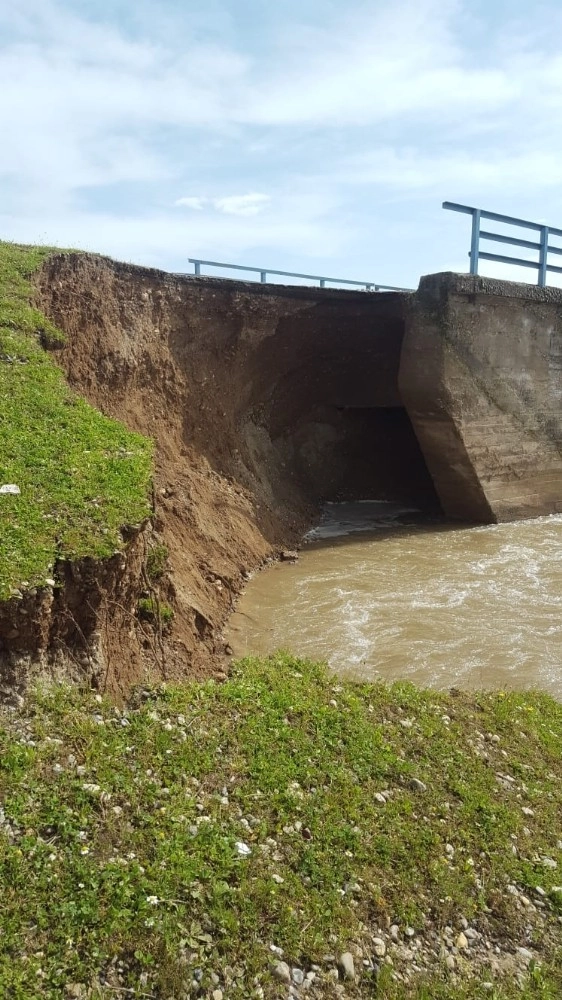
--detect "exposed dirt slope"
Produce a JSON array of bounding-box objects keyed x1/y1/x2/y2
[{"x1": 36, "y1": 253, "x2": 426, "y2": 688}]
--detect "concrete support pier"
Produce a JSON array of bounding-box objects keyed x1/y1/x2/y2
[{"x1": 400, "y1": 273, "x2": 562, "y2": 522}]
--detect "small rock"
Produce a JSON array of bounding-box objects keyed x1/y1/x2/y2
[
  {"x1": 373, "y1": 937, "x2": 386, "y2": 958},
  {"x1": 338, "y1": 953, "x2": 355, "y2": 981},
  {"x1": 292, "y1": 968, "x2": 305, "y2": 985},
  {"x1": 272, "y1": 961, "x2": 291, "y2": 984},
  {"x1": 521, "y1": 807, "x2": 535, "y2": 817},
  {"x1": 212, "y1": 991, "x2": 223, "y2": 1000},
  {"x1": 234, "y1": 841, "x2": 251, "y2": 857},
  {"x1": 409, "y1": 778, "x2": 427, "y2": 793},
  {"x1": 281, "y1": 550, "x2": 298, "y2": 561},
  {"x1": 445, "y1": 955, "x2": 456, "y2": 971},
  {"x1": 456, "y1": 932, "x2": 469, "y2": 950},
  {"x1": 374, "y1": 792, "x2": 387, "y2": 805},
  {"x1": 516, "y1": 947, "x2": 533, "y2": 965},
  {"x1": 390, "y1": 924, "x2": 400, "y2": 942},
  {"x1": 82, "y1": 783, "x2": 101, "y2": 796}
]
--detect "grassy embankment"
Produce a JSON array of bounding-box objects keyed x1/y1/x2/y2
[
  {"x1": 0, "y1": 242, "x2": 152, "y2": 600},
  {"x1": 0, "y1": 655, "x2": 561, "y2": 999}
]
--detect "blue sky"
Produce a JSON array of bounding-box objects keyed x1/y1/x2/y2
[{"x1": 3, "y1": 0, "x2": 562, "y2": 287}]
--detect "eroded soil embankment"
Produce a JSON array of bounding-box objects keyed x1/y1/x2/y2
[{"x1": 35, "y1": 253, "x2": 432, "y2": 687}]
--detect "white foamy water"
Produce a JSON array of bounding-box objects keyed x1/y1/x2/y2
[{"x1": 226, "y1": 503, "x2": 562, "y2": 697}]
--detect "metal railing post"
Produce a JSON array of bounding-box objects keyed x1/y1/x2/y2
[
  {"x1": 187, "y1": 258, "x2": 412, "y2": 291},
  {"x1": 443, "y1": 202, "x2": 562, "y2": 288},
  {"x1": 539, "y1": 226, "x2": 549, "y2": 287},
  {"x1": 470, "y1": 209, "x2": 481, "y2": 275}
]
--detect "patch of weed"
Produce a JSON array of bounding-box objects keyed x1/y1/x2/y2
[
  {"x1": 137, "y1": 596, "x2": 174, "y2": 626},
  {"x1": 0, "y1": 242, "x2": 153, "y2": 598},
  {"x1": 146, "y1": 543, "x2": 169, "y2": 581}
]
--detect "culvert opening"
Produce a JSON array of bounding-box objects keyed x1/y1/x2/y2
[{"x1": 329, "y1": 406, "x2": 441, "y2": 510}]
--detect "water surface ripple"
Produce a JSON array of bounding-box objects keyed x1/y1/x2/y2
[{"x1": 227, "y1": 502, "x2": 562, "y2": 697}]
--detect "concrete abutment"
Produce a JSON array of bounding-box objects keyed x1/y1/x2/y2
[{"x1": 400, "y1": 273, "x2": 562, "y2": 522}]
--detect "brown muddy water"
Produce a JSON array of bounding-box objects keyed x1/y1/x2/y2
[{"x1": 226, "y1": 502, "x2": 562, "y2": 698}]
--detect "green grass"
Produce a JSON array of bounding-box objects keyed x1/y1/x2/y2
[
  {"x1": 0, "y1": 242, "x2": 153, "y2": 599},
  {"x1": 137, "y1": 597, "x2": 174, "y2": 626},
  {"x1": 0, "y1": 654, "x2": 560, "y2": 998},
  {"x1": 146, "y1": 544, "x2": 169, "y2": 583}
]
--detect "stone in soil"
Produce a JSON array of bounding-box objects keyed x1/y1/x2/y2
[
  {"x1": 338, "y1": 953, "x2": 356, "y2": 981},
  {"x1": 272, "y1": 961, "x2": 292, "y2": 983}
]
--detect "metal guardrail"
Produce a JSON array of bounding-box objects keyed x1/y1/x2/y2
[
  {"x1": 443, "y1": 201, "x2": 562, "y2": 287},
  {"x1": 188, "y1": 258, "x2": 411, "y2": 292}
]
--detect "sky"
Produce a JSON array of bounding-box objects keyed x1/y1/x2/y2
[{"x1": 3, "y1": 0, "x2": 562, "y2": 288}]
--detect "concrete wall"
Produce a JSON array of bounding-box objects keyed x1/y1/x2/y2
[{"x1": 399, "y1": 273, "x2": 562, "y2": 522}]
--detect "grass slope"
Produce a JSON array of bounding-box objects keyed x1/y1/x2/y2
[
  {"x1": 0, "y1": 242, "x2": 152, "y2": 600},
  {"x1": 0, "y1": 655, "x2": 560, "y2": 998}
]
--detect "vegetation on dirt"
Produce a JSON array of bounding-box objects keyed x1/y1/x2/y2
[
  {"x1": 146, "y1": 544, "x2": 169, "y2": 582},
  {"x1": 0, "y1": 242, "x2": 153, "y2": 600},
  {"x1": 137, "y1": 596, "x2": 174, "y2": 627},
  {"x1": 0, "y1": 654, "x2": 560, "y2": 998}
]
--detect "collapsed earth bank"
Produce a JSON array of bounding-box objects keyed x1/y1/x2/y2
[{"x1": 31, "y1": 252, "x2": 434, "y2": 692}]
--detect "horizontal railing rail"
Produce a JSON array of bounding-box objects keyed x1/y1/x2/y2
[
  {"x1": 188, "y1": 258, "x2": 412, "y2": 292},
  {"x1": 443, "y1": 201, "x2": 562, "y2": 287}
]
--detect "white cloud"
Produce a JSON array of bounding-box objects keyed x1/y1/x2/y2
[
  {"x1": 236, "y1": 0, "x2": 515, "y2": 127},
  {"x1": 0, "y1": 190, "x2": 342, "y2": 271},
  {"x1": 339, "y1": 148, "x2": 562, "y2": 195},
  {"x1": 173, "y1": 194, "x2": 271, "y2": 216},
  {"x1": 213, "y1": 193, "x2": 271, "y2": 216},
  {"x1": 175, "y1": 197, "x2": 206, "y2": 210}
]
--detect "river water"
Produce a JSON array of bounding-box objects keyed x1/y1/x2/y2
[{"x1": 226, "y1": 502, "x2": 562, "y2": 698}]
